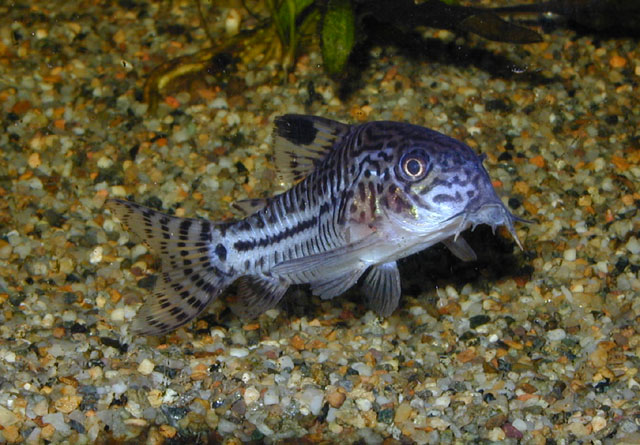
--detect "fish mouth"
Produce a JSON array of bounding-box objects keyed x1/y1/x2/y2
[{"x1": 450, "y1": 202, "x2": 527, "y2": 250}]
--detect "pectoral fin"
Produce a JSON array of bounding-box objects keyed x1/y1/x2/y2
[
  {"x1": 442, "y1": 235, "x2": 477, "y2": 262},
  {"x1": 362, "y1": 262, "x2": 401, "y2": 317},
  {"x1": 270, "y1": 232, "x2": 378, "y2": 283}
]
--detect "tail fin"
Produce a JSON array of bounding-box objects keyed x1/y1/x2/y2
[{"x1": 106, "y1": 199, "x2": 231, "y2": 335}]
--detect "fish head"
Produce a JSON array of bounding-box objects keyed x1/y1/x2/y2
[{"x1": 369, "y1": 123, "x2": 524, "y2": 248}]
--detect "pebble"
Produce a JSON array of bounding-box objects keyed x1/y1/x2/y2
[
  {"x1": 355, "y1": 398, "x2": 372, "y2": 412},
  {"x1": 327, "y1": 391, "x2": 346, "y2": 408},
  {"x1": 626, "y1": 237, "x2": 640, "y2": 255},
  {"x1": 229, "y1": 347, "x2": 249, "y2": 358},
  {"x1": 563, "y1": 248, "x2": 576, "y2": 261},
  {"x1": 263, "y1": 387, "x2": 279, "y2": 405},
  {"x1": 547, "y1": 328, "x2": 567, "y2": 342},
  {"x1": 394, "y1": 402, "x2": 413, "y2": 423},
  {"x1": 0, "y1": 406, "x2": 18, "y2": 427},
  {"x1": 53, "y1": 395, "x2": 82, "y2": 414},
  {"x1": 89, "y1": 246, "x2": 103, "y2": 264},
  {"x1": 243, "y1": 386, "x2": 260, "y2": 405},
  {"x1": 138, "y1": 359, "x2": 155, "y2": 375},
  {"x1": 297, "y1": 387, "x2": 325, "y2": 416}
]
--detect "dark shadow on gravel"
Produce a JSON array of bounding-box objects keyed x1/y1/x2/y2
[{"x1": 338, "y1": 17, "x2": 558, "y2": 100}]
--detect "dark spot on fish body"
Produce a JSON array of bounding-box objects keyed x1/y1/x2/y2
[
  {"x1": 254, "y1": 215, "x2": 266, "y2": 229},
  {"x1": 215, "y1": 243, "x2": 227, "y2": 261},
  {"x1": 238, "y1": 220, "x2": 252, "y2": 232}
]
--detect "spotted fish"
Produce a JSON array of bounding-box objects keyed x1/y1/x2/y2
[{"x1": 107, "y1": 114, "x2": 526, "y2": 334}]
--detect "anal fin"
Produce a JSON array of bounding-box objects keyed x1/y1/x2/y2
[
  {"x1": 362, "y1": 262, "x2": 401, "y2": 317},
  {"x1": 228, "y1": 275, "x2": 289, "y2": 319}
]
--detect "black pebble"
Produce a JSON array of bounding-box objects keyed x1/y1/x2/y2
[{"x1": 469, "y1": 314, "x2": 491, "y2": 329}]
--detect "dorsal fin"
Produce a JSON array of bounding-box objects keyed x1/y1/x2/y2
[{"x1": 273, "y1": 114, "x2": 351, "y2": 184}]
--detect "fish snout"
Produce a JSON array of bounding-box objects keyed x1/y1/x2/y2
[{"x1": 465, "y1": 201, "x2": 524, "y2": 250}]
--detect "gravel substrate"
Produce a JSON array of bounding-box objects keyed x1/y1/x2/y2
[{"x1": 1, "y1": 1, "x2": 639, "y2": 443}]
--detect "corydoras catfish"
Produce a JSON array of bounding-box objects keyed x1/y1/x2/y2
[{"x1": 107, "y1": 114, "x2": 526, "y2": 334}]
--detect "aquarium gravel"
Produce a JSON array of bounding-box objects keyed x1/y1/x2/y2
[{"x1": 0, "y1": 1, "x2": 639, "y2": 444}]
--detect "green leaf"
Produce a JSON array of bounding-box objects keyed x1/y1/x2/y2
[
  {"x1": 274, "y1": 0, "x2": 315, "y2": 45},
  {"x1": 322, "y1": 0, "x2": 356, "y2": 75}
]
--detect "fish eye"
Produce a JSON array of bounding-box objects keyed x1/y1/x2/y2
[{"x1": 400, "y1": 152, "x2": 429, "y2": 180}]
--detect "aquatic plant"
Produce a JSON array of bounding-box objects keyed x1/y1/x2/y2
[{"x1": 143, "y1": 0, "x2": 640, "y2": 112}]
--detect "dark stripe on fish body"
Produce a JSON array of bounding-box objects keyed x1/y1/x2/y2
[
  {"x1": 433, "y1": 193, "x2": 461, "y2": 203},
  {"x1": 233, "y1": 215, "x2": 317, "y2": 252},
  {"x1": 180, "y1": 220, "x2": 191, "y2": 232}
]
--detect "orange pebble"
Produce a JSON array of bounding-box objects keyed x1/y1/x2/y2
[
  {"x1": 164, "y1": 95, "x2": 180, "y2": 109},
  {"x1": 609, "y1": 55, "x2": 627, "y2": 68},
  {"x1": 529, "y1": 155, "x2": 545, "y2": 168}
]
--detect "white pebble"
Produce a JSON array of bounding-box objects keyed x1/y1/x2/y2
[
  {"x1": 356, "y1": 398, "x2": 372, "y2": 411},
  {"x1": 591, "y1": 415, "x2": 607, "y2": 432},
  {"x1": 563, "y1": 248, "x2": 576, "y2": 261},
  {"x1": 434, "y1": 394, "x2": 451, "y2": 408},
  {"x1": 264, "y1": 387, "x2": 279, "y2": 405},
  {"x1": 138, "y1": 359, "x2": 155, "y2": 375},
  {"x1": 2, "y1": 350, "x2": 16, "y2": 364},
  {"x1": 225, "y1": 9, "x2": 241, "y2": 35},
  {"x1": 243, "y1": 386, "x2": 260, "y2": 405},
  {"x1": 298, "y1": 387, "x2": 324, "y2": 416},
  {"x1": 351, "y1": 362, "x2": 372, "y2": 377},
  {"x1": 163, "y1": 388, "x2": 178, "y2": 403},
  {"x1": 547, "y1": 328, "x2": 566, "y2": 341},
  {"x1": 229, "y1": 347, "x2": 249, "y2": 358},
  {"x1": 97, "y1": 156, "x2": 113, "y2": 169},
  {"x1": 218, "y1": 418, "x2": 237, "y2": 434},
  {"x1": 41, "y1": 313, "x2": 55, "y2": 328},
  {"x1": 110, "y1": 308, "x2": 125, "y2": 322},
  {"x1": 626, "y1": 237, "x2": 640, "y2": 255},
  {"x1": 210, "y1": 98, "x2": 228, "y2": 109},
  {"x1": 42, "y1": 412, "x2": 70, "y2": 434},
  {"x1": 595, "y1": 261, "x2": 609, "y2": 274},
  {"x1": 278, "y1": 355, "x2": 294, "y2": 371},
  {"x1": 89, "y1": 246, "x2": 103, "y2": 264},
  {"x1": 512, "y1": 418, "x2": 528, "y2": 431}
]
